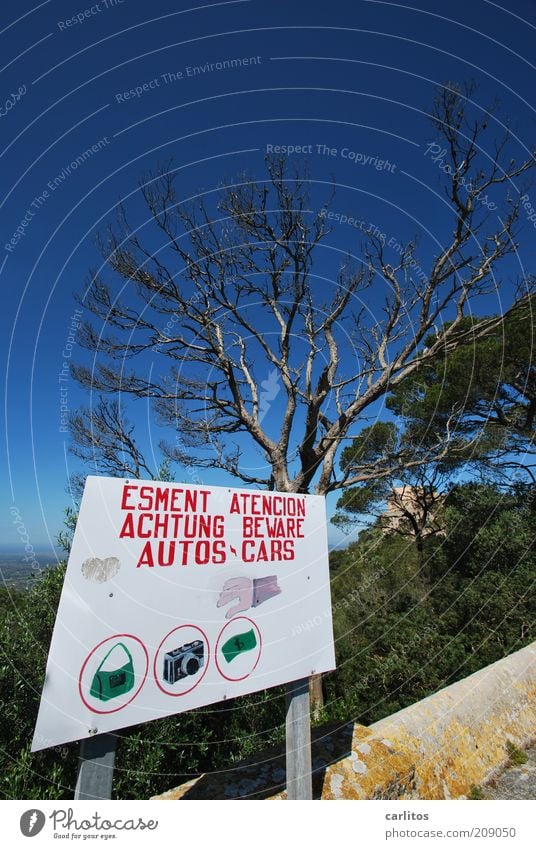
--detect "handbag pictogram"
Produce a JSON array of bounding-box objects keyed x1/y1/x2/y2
[{"x1": 90, "y1": 642, "x2": 135, "y2": 701}]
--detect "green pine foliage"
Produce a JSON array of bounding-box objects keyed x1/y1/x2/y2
[{"x1": 326, "y1": 483, "x2": 535, "y2": 722}]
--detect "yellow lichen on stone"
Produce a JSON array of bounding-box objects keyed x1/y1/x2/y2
[{"x1": 151, "y1": 642, "x2": 536, "y2": 801}]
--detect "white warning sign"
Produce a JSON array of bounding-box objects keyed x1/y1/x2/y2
[{"x1": 32, "y1": 476, "x2": 335, "y2": 751}]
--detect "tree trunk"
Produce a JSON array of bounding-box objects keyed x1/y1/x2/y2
[{"x1": 309, "y1": 672, "x2": 324, "y2": 718}]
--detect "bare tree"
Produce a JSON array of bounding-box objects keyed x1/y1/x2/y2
[
  {"x1": 73, "y1": 86, "x2": 534, "y2": 493},
  {"x1": 71, "y1": 83, "x2": 534, "y2": 706}
]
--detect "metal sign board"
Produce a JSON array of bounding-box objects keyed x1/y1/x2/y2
[{"x1": 32, "y1": 476, "x2": 335, "y2": 751}]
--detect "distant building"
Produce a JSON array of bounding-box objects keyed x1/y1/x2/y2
[{"x1": 380, "y1": 485, "x2": 445, "y2": 542}]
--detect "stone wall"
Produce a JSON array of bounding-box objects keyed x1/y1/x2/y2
[{"x1": 152, "y1": 641, "x2": 536, "y2": 800}]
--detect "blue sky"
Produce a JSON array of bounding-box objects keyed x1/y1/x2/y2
[{"x1": 1, "y1": 0, "x2": 535, "y2": 553}]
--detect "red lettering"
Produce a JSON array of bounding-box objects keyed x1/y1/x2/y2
[
  {"x1": 121, "y1": 484, "x2": 137, "y2": 510},
  {"x1": 283, "y1": 540, "x2": 295, "y2": 560},
  {"x1": 185, "y1": 489, "x2": 211, "y2": 512},
  {"x1": 242, "y1": 540, "x2": 255, "y2": 561},
  {"x1": 270, "y1": 539, "x2": 283, "y2": 558},
  {"x1": 153, "y1": 487, "x2": 171, "y2": 511},
  {"x1": 179, "y1": 541, "x2": 192, "y2": 564},
  {"x1": 157, "y1": 541, "x2": 175, "y2": 566},
  {"x1": 138, "y1": 486, "x2": 154, "y2": 510},
  {"x1": 138, "y1": 513, "x2": 153, "y2": 538},
  {"x1": 170, "y1": 488, "x2": 182, "y2": 511},
  {"x1": 184, "y1": 489, "x2": 197, "y2": 512},
  {"x1": 119, "y1": 512, "x2": 135, "y2": 538},
  {"x1": 183, "y1": 515, "x2": 197, "y2": 538},
  {"x1": 213, "y1": 516, "x2": 225, "y2": 538},
  {"x1": 137, "y1": 541, "x2": 154, "y2": 568},
  {"x1": 212, "y1": 540, "x2": 226, "y2": 563},
  {"x1": 265, "y1": 518, "x2": 284, "y2": 537},
  {"x1": 241, "y1": 538, "x2": 296, "y2": 561},
  {"x1": 195, "y1": 541, "x2": 210, "y2": 564},
  {"x1": 153, "y1": 513, "x2": 169, "y2": 537},
  {"x1": 242, "y1": 517, "x2": 306, "y2": 538}
]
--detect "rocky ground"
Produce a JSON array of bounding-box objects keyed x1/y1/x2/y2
[{"x1": 483, "y1": 746, "x2": 536, "y2": 800}]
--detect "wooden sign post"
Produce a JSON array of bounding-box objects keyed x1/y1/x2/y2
[
  {"x1": 285, "y1": 678, "x2": 312, "y2": 799},
  {"x1": 74, "y1": 733, "x2": 116, "y2": 800}
]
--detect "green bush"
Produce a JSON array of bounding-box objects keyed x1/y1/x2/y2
[
  {"x1": 0, "y1": 565, "x2": 286, "y2": 799},
  {"x1": 506, "y1": 740, "x2": 528, "y2": 766},
  {"x1": 468, "y1": 784, "x2": 485, "y2": 800},
  {"x1": 324, "y1": 483, "x2": 535, "y2": 722}
]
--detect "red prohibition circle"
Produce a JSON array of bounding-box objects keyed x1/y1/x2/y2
[
  {"x1": 215, "y1": 616, "x2": 262, "y2": 682},
  {"x1": 78, "y1": 633, "x2": 149, "y2": 715},
  {"x1": 153, "y1": 624, "x2": 210, "y2": 696}
]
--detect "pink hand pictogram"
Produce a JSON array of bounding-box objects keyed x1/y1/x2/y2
[
  {"x1": 217, "y1": 575, "x2": 282, "y2": 618},
  {"x1": 216, "y1": 577, "x2": 254, "y2": 619}
]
